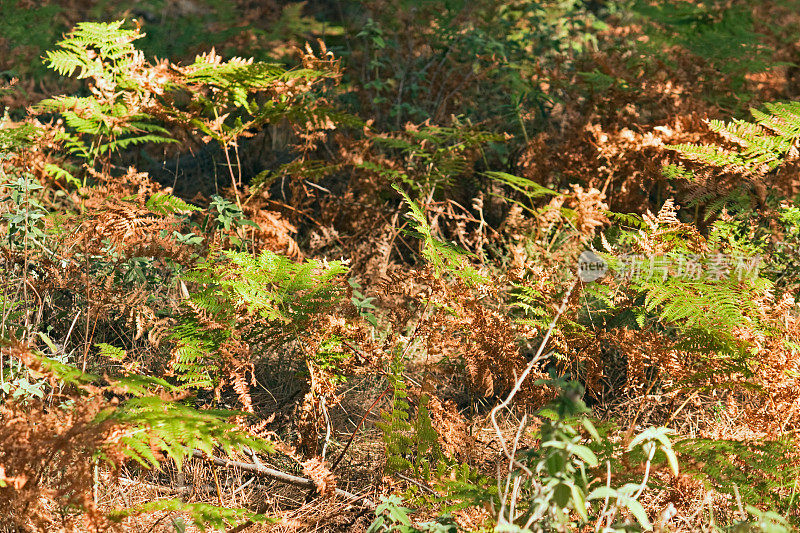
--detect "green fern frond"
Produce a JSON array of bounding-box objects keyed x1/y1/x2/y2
[
  {"x1": 753, "y1": 101, "x2": 800, "y2": 140},
  {"x1": 171, "y1": 250, "x2": 351, "y2": 387},
  {"x1": 605, "y1": 211, "x2": 647, "y2": 229},
  {"x1": 670, "y1": 101, "x2": 800, "y2": 176},
  {"x1": 33, "y1": 353, "x2": 99, "y2": 387},
  {"x1": 485, "y1": 171, "x2": 558, "y2": 200},
  {"x1": 44, "y1": 163, "x2": 80, "y2": 187},
  {"x1": 662, "y1": 163, "x2": 695, "y2": 181},
  {"x1": 20, "y1": 351, "x2": 273, "y2": 501},
  {"x1": 0, "y1": 122, "x2": 41, "y2": 151},
  {"x1": 106, "y1": 374, "x2": 177, "y2": 397},
  {"x1": 377, "y1": 358, "x2": 414, "y2": 474},
  {"x1": 146, "y1": 192, "x2": 201, "y2": 215},
  {"x1": 44, "y1": 20, "x2": 141, "y2": 81},
  {"x1": 640, "y1": 275, "x2": 765, "y2": 333},
  {"x1": 111, "y1": 500, "x2": 272, "y2": 532},
  {"x1": 98, "y1": 134, "x2": 178, "y2": 154},
  {"x1": 111, "y1": 396, "x2": 273, "y2": 471},
  {"x1": 96, "y1": 343, "x2": 126, "y2": 361},
  {"x1": 220, "y1": 249, "x2": 348, "y2": 324},
  {"x1": 171, "y1": 340, "x2": 218, "y2": 389},
  {"x1": 394, "y1": 184, "x2": 485, "y2": 284},
  {"x1": 668, "y1": 142, "x2": 746, "y2": 170},
  {"x1": 675, "y1": 437, "x2": 799, "y2": 514}
]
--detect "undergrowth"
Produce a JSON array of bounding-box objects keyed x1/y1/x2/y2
[{"x1": 1, "y1": 3, "x2": 800, "y2": 532}]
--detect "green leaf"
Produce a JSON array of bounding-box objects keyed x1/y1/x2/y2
[
  {"x1": 570, "y1": 444, "x2": 599, "y2": 467},
  {"x1": 37, "y1": 332, "x2": 59, "y2": 354},
  {"x1": 553, "y1": 483, "x2": 571, "y2": 508},
  {"x1": 628, "y1": 427, "x2": 672, "y2": 451},
  {"x1": 96, "y1": 343, "x2": 126, "y2": 361},
  {"x1": 618, "y1": 496, "x2": 652, "y2": 530},
  {"x1": 587, "y1": 486, "x2": 618, "y2": 501},
  {"x1": 661, "y1": 444, "x2": 680, "y2": 476},
  {"x1": 570, "y1": 483, "x2": 588, "y2": 522},
  {"x1": 581, "y1": 418, "x2": 601, "y2": 442}
]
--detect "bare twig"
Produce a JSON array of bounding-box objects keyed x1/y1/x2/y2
[
  {"x1": 320, "y1": 396, "x2": 332, "y2": 461},
  {"x1": 490, "y1": 274, "x2": 579, "y2": 461},
  {"x1": 330, "y1": 385, "x2": 390, "y2": 472},
  {"x1": 397, "y1": 472, "x2": 437, "y2": 494}
]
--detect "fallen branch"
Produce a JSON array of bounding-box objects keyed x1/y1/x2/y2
[{"x1": 191, "y1": 449, "x2": 376, "y2": 509}]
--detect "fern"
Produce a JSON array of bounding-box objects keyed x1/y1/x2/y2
[
  {"x1": 146, "y1": 192, "x2": 201, "y2": 215},
  {"x1": 603, "y1": 200, "x2": 777, "y2": 388},
  {"x1": 377, "y1": 358, "x2": 414, "y2": 474},
  {"x1": 111, "y1": 500, "x2": 272, "y2": 532},
  {"x1": 33, "y1": 22, "x2": 180, "y2": 177},
  {"x1": 632, "y1": 0, "x2": 776, "y2": 108},
  {"x1": 675, "y1": 437, "x2": 799, "y2": 514},
  {"x1": 180, "y1": 49, "x2": 351, "y2": 141},
  {"x1": 43, "y1": 20, "x2": 141, "y2": 81},
  {"x1": 218, "y1": 249, "x2": 348, "y2": 325},
  {"x1": 412, "y1": 393, "x2": 443, "y2": 481},
  {"x1": 19, "y1": 351, "x2": 274, "y2": 531},
  {"x1": 251, "y1": 159, "x2": 339, "y2": 191},
  {"x1": 662, "y1": 163, "x2": 696, "y2": 182},
  {"x1": 394, "y1": 184, "x2": 485, "y2": 285},
  {"x1": 640, "y1": 275, "x2": 765, "y2": 333},
  {"x1": 33, "y1": 352, "x2": 276, "y2": 472},
  {"x1": 670, "y1": 101, "x2": 800, "y2": 174},
  {"x1": 605, "y1": 210, "x2": 648, "y2": 230},
  {"x1": 35, "y1": 95, "x2": 177, "y2": 168},
  {"x1": 172, "y1": 249, "x2": 350, "y2": 389},
  {"x1": 109, "y1": 397, "x2": 272, "y2": 470},
  {"x1": 0, "y1": 121, "x2": 42, "y2": 151},
  {"x1": 619, "y1": 251, "x2": 772, "y2": 379},
  {"x1": 95, "y1": 342, "x2": 126, "y2": 361},
  {"x1": 377, "y1": 357, "x2": 446, "y2": 485},
  {"x1": 169, "y1": 312, "x2": 230, "y2": 389},
  {"x1": 365, "y1": 123, "x2": 502, "y2": 196},
  {"x1": 485, "y1": 171, "x2": 558, "y2": 215},
  {"x1": 508, "y1": 282, "x2": 550, "y2": 326},
  {"x1": 11, "y1": 18, "x2": 353, "y2": 198}
]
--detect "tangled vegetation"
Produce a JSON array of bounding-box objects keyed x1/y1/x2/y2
[{"x1": 1, "y1": 1, "x2": 800, "y2": 531}]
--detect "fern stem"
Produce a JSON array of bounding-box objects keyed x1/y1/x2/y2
[{"x1": 211, "y1": 463, "x2": 224, "y2": 506}]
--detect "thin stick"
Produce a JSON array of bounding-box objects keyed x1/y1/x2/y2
[
  {"x1": 320, "y1": 396, "x2": 332, "y2": 461},
  {"x1": 397, "y1": 472, "x2": 436, "y2": 494},
  {"x1": 330, "y1": 385, "x2": 390, "y2": 472},
  {"x1": 211, "y1": 463, "x2": 224, "y2": 505},
  {"x1": 490, "y1": 275, "x2": 579, "y2": 460}
]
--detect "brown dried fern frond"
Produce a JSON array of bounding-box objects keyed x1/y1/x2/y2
[{"x1": 0, "y1": 344, "x2": 125, "y2": 533}]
